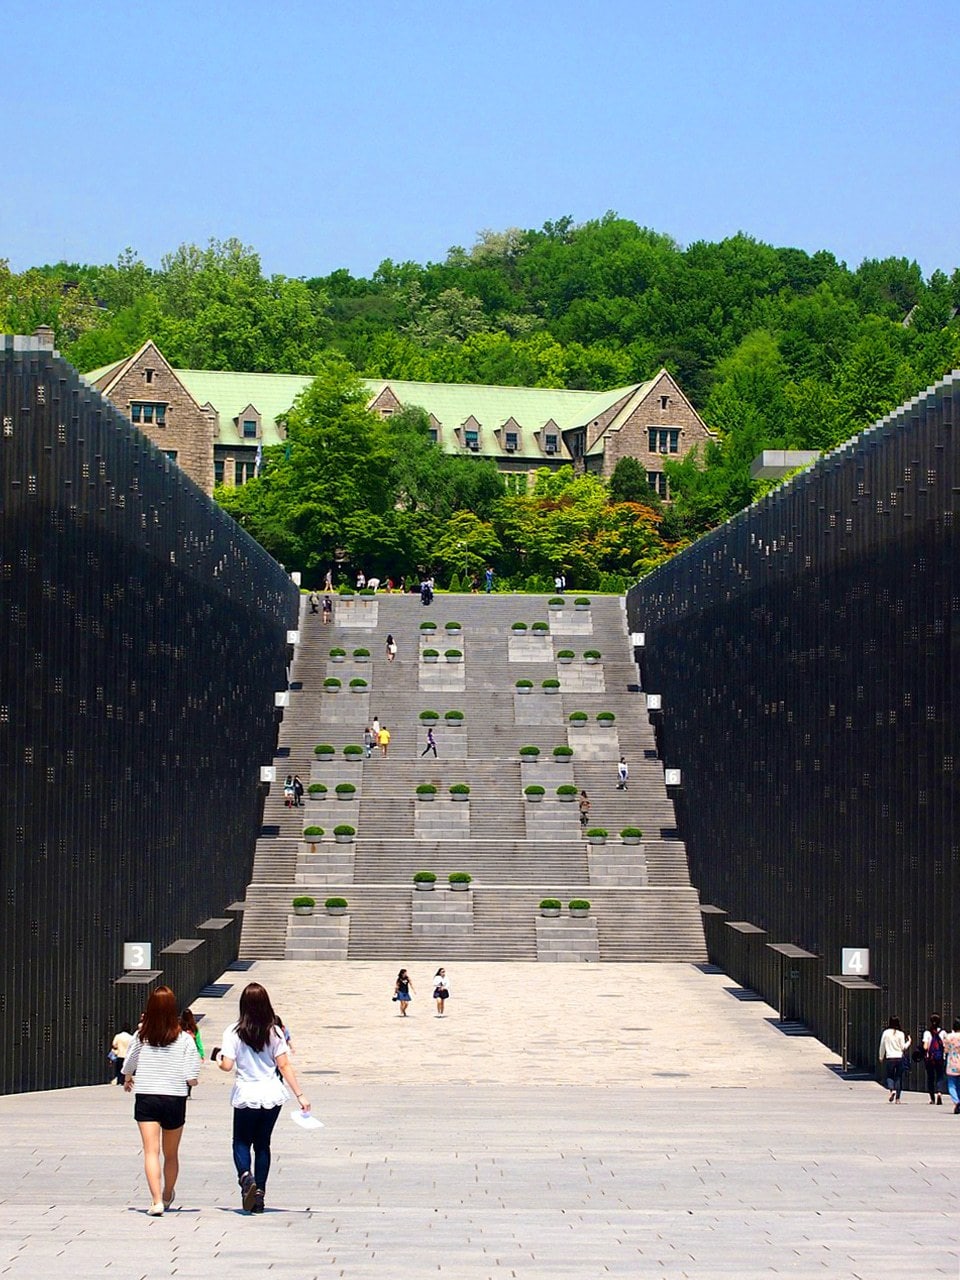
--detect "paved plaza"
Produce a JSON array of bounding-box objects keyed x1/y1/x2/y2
[{"x1": 2, "y1": 960, "x2": 959, "y2": 1278}]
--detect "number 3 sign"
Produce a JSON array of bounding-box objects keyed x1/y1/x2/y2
[{"x1": 123, "y1": 943, "x2": 152, "y2": 970}]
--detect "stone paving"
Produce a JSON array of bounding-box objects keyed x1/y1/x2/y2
[{"x1": 2, "y1": 961, "x2": 960, "y2": 1278}]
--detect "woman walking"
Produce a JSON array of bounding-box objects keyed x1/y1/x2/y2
[
  {"x1": 942, "y1": 1018, "x2": 960, "y2": 1112},
  {"x1": 385, "y1": 633, "x2": 397, "y2": 662},
  {"x1": 922, "y1": 1014, "x2": 946, "y2": 1105},
  {"x1": 123, "y1": 985, "x2": 202, "y2": 1215},
  {"x1": 394, "y1": 969, "x2": 414, "y2": 1016},
  {"x1": 433, "y1": 968, "x2": 450, "y2": 1016},
  {"x1": 878, "y1": 1015, "x2": 911, "y2": 1103},
  {"x1": 216, "y1": 982, "x2": 310, "y2": 1214},
  {"x1": 110, "y1": 1022, "x2": 133, "y2": 1085}
]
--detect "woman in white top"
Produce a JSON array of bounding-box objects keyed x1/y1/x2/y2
[
  {"x1": 433, "y1": 968, "x2": 450, "y2": 1016},
  {"x1": 878, "y1": 1015, "x2": 911, "y2": 1103},
  {"x1": 123, "y1": 985, "x2": 202, "y2": 1215},
  {"x1": 216, "y1": 982, "x2": 310, "y2": 1214}
]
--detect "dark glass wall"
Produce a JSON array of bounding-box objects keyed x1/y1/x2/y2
[
  {"x1": 627, "y1": 374, "x2": 960, "y2": 1070},
  {"x1": 0, "y1": 338, "x2": 299, "y2": 1094}
]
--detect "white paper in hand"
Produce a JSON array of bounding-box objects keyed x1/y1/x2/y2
[{"x1": 290, "y1": 1108, "x2": 323, "y2": 1131}]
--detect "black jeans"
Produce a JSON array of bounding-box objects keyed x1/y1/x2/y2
[
  {"x1": 232, "y1": 1105, "x2": 281, "y2": 1192},
  {"x1": 926, "y1": 1061, "x2": 946, "y2": 1099}
]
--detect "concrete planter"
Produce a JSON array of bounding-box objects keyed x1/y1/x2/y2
[
  {"x1": 516, "y1": 686, "x2": 532, "y2": 695},
  {"x1": 548, "y1": 602, "x2": 564, "y2": 611},
  {"x1": 293, "y1": 905, "x2": 313, "y2": 916},
  {"x1": 450, "y1": 793, "x2": 469, "y2": 803},
  {"x1": 334, "y1": 832, "x2": 355, "y2": 843},
  {"x1": 540, "y1": 907, "x2": 561, "y2": 917},
  {"x1": 542, "y1": 687, "x2": 560, "y2": 695},
  {"x1": 331, "y1": 655, "x2": 345, "y2": 663},
  {"x1": 575, "y1": 603, "x2": 590, "y2": 612},
  {"x1": 557, "y1": 793, "x2": 576, "y2": 803},
  {"x1": 621, "y1": 836, "x2": 643, "y2": 847},
  {"x1": 354, "y1": 654, "x2": 370, "y2": 663},
  {"x1": 449, "y1": 882, "x2": 470, "y2": 892},
  {"x1": 414, "y1": 883, "x2": 435, "y2": 892},
  {"x1": 351, "y1": 685, "x2": 367, "y2": 693},
  {"x1": 417, "y1": 793, "x2": 436, "y2": 802},
  {"x1": 587, "y1": 835, "x2": 607, "y2": 845},
  {"x1": 557, "y1": 656, "x2": 574, "y2": 665},
  {"x1": 326, "y1": 905, "x2": 347, "y2": 916},
  {"x1": 445, "y1": 655, "x2": 462, "y2": 664},
  {"x1": 337, "y1": 792, "x2": 355, "y2": 802},
  {"x1": 525, "y1": 794, "x2": 544, "y2": 804},
  {"x1": 423, "y1": 655, "x2": 439, "y2": 664},
  {"x1": 570, "y1": 907, "x2": 590, "y2": 919},
  {"x1": 585, "y1": 657, "x2": 599, "y2": 666}
]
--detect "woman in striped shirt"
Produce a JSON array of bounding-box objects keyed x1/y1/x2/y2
[{"x1": 123, "y1": 985, "x2": 202, "y2": 1216}]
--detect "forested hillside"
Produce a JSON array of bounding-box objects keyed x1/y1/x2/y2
[{"x1": 3, "y1": 214, "x2": 959, "y2": 553}]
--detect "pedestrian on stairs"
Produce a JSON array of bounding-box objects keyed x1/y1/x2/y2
[
  {"x1": 378, "y1": 725, "x2": 390, "y2": 757},
  {"x1": 322, "y1": 595, "x2": 332, "y2": 624},
  {"x1": 363, "y1": 726, "x2": 375, "y2": 759},
  {"x1": 578, "y1": 791, "x2": 591, "y2": 827},
  {"x1": 308, "y1": 591, "x2": 319, "y2": 614},
  {"x1": 385, "y1": 633, "x2": 397, "y2": 662},
  {"x1": 420, "y1": 726, "x2": 437, "y2": 758},
  {"x1": 292, "y1": 775, "x2": 304, "y2": 807},
  {"x1": 616, "y1": 757, "x2": 629, "y2": 791}
]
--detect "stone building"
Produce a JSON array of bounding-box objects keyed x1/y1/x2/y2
[{"x1": 86, "y1": 348, "x2": 714, "y2": 499}]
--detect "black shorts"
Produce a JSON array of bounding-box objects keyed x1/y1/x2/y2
[{"x1": 134, "y1": 1093, "x2": 187, "y2": 1130}]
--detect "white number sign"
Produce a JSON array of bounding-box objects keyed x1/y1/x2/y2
[
  {"x1": 123, "y1": 942, "x2": 152, "y2": 970},
  {"x1": 841, "y1": 948, "x2": 869, "y2": 976}
]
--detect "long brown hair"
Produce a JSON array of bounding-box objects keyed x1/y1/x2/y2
[
  {"x1": 140, "y1": 986, "x2": 181, "y2": 1048},
  {"x1": 180, "y1": 1008, "x2": 198, "y2": 1036},
  {"x1": 236, "y1": 982, "x2": 277, "y2": 1052}
]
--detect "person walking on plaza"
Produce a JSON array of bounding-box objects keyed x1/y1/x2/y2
[
  {"x1": 123, "y1": 985, "x2": 202, "y2": 1215},
  {"x1": 484, "y1": 566, "x2": 494, "y2": 593},
  {"x1": 110, "y1": 1022, "x2": 133, "y2": 1085},
  {"x1": 356, "y1": 569, "x2": 366, "y2": 590},
  {"x1": 878, "y1": 1016, "x2": 911, "y2": 1103},
  {"x1": 322, "y1": 594, "x2": 333, "y2": 625},
  {"x1": 308, "y1": 590, "x2": 319, "y2": 614},
  {"x1": 394, "y1": 969, "x2": 414, "y2": 1016},
  {"x1": 324, "y1": 568, "x2": 333, "y2": 591},
  {"x1": 180, "y1": 1009, "x2": 205, "y2": 1061},
  {"x1": 385, "y1": 633, "x2": 397, "y2": 662},
  {"x1": 433, "y1": 968, "x2": 450, "y2": 1016},
  {"x1": 616, "y1": 756, "x2": 629, "y2": 791},
  {"x1": 363, "y1": 725, "x2": 375, "y2": 759},
  {"x1": 215, "y1": 982, "x2": 310, "y2": 1214},
  {"x1": 923, "y1": 1014, "x2": 947, "y2": 1105},
  {"x1": 420, "y1": 726, "x2": 437, "y2": 758},
  {"x1": 293, "y1": 775, "x2": 304, "y2": 807},
  {"x1": 379, "y1": 725, "x2": 390, "y2": 757},
  {"x1": 942, "y1": 1018, "x2": 960, "y2": 1112}
]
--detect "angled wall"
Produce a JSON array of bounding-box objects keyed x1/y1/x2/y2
[
  {"x1": 0, "y1": 337, "x2": 299, "y2": 1094},
  {"x1": 627, "y1": 373, "x2": 960, "y2": 1069}
]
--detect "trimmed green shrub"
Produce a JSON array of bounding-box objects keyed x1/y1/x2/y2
[
  {"x1": 325, "y1": 896, "x2": 348, "y2": 909},
  {"x1": 359, "y1": 588, "x2": 375, "y2": 597},
  {"x1": 323, "y1": 677, "x2": 342, "y2": 689},
  {"x1": 352, "y1": 647, "x2": 370, "y2": 658},
  {"x1": 515, "y1": 679, "x2": 533, "y2": 688},
  {"x1": 540, "y1": 898, "x2": 562, "y2": 910},
  {"x1": 568, "y1": 711, "x2": 588, "y2": 722},
  {"x1": 420, "y1": 620, "x2": 437, "y2": 630},
  {"x1": 419, "y1": 709, "x2": 440, "y2": 721},
  {"x1": 413, "y1": 870, "x2": 437, "y2": 883},
  {"x1": 449, "y1": 783, "x2": 470, "y2": 795},
  {"x1": 444, "y1": 648, "x2": 463, "y2": 658},
  {"x1": 556, "y1": 784, "x2": 578, "y2": 796},
  {"x1": 575, "y1": 597, "x2": 591, "y2": 606},
  {"x1": 330, "y1": 647, "x2": 346, "y2": 657},
  {"x1": 511, "y1": 621, "x2": 528, "y2": 631},
  {"x1": 596, "y1": 711, "x2": 616, "y2": 722},
  {"x1": 445, "y1": 621, "x2": 462, "y2": 631},
  {"x1": 416, "y1": 783, "x2": 437, "y2": 795},
  {"x1": 335, "y1": 782, "x2": 356, "y2": 796},
  {"x1": 568, "y1": 899, "x2": 591, "y2": 911},
  {"x1": 620, "y1": 827, "x2": 644, "y2": 839},
  {"x1": 519, "y1": 745, "x2": 540, "y2": 757},
  {"x1": 548, "y1": 597, "x2": 565, "y2": 605},
  {"x1": 423, "y1": 647, "x2": 439, "y2": 658},
  {"x1": 307, "y1": 783, "x2": 327, "y2": 795},
  {"x1": 338, "y1": 587, "x2": 354, "y2": 597},
  {"x1": 557, "y1": 649, "x2": 575, "y2": 659},
  {"x1": 333, "y1": 824, "x2": 356, "y2": 837},
  {"x1": 349, "y1": 678, "x2": 368, "y2": 688},
  {"x1": 542, "y1": 678, "x2": 560, "y2": 689},
  {"x1": 343, "y1": 744, "x2": 363, "y2": 756},
  {"x1": 524, "y1": 784, "x2": 546, "y2": 796},
  {"x1": 585, "y1": 828, "x2": 608, "y2": 839},
  {"x1": 444, "y1": 709, "x2": 464, "y2": 721},
  {"x1": 314, "y1": 744, "x2": 334, "y2": 756},
  {"x1": 448, "y1": 871, "x2": 472, "y2": 884},
  {"x1": 583, "y1": 650, "x2": 601, "y2": 660},
  {"x1": 531, "y1": 620, "x2": 549, "y2": 631},
  {"x1": 552, "y1": 745, "x2": 573, "y2": 758},
  {"x1": 292, "y1": 896, "x2": 315, "y2": 908},
  {"x1": 447, "y1": 572, "x2": 463, "y2": 593},
  {"x1": 303, "y1": 826, "x2": 324, "y2": 838}
]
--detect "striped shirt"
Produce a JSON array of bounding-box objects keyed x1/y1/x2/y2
[{"x1": 123, "y1": 1031, "x2": 202, "y2": 1097}]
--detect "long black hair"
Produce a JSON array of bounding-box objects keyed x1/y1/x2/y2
[{"x1": 236, "y1": 982, "x2": 277, "y2": 1052}]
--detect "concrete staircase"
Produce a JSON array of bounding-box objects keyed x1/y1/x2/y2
[{"x1": 239, "y1": 593, "x2": 706, "y2": 963}]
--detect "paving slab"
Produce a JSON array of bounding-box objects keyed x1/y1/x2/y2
[{"x1": 2, "y1": 962, "x2": 960, "y2": 1278}]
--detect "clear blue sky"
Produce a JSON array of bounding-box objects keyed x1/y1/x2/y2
[{"x1": 4, "y1": 0, "x2": 957, "y2": 278}]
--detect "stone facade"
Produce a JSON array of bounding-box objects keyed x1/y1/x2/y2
[
  {"x1": 91, "y1": 341, "x2": 215, "y2": 494},
  {"x1": 593, "y1": 371, "x2": 713, "y2": 496}
]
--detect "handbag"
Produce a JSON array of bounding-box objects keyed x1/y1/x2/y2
[{"x1": 107, "y1": 1050, "x2": 117, "y2": 1062}]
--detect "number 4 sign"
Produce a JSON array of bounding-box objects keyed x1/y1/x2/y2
[{"x1": 841, "y1": 948, "x2": 870, "y2": 977}]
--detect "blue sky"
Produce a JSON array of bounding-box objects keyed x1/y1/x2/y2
[{"x1": 3, "y1": 1, "x2": 957, "y2": 278}]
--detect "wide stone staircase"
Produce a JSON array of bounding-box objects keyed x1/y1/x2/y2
[{"x1": 239, "y1": 593, "x2": 706, "y2": 963}]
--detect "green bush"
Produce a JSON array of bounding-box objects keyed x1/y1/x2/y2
[
  {"x1": 323, "y1": 677, "x2": 342, "y2": 688},
  {"x1": 352, "y1": 647, "x2": 370, "y2": 658},
  {"x1": 597, "y1": 572, "x2": 627, "y2": 593},
  {"x1": 583, "y1": 650, "x2": 601, "y2": 660},
  {"x1": 448, "y1": 871, "x2": 472, "y2": 884},
  {"x1": 303, "y1": 827, "x2": 324, "y2": 838},
  {"x1": 556, "y1": 784, "x2": 578, "y2": 796},
  {"x1": 419, "y1": 709, "x2": 440, "y2": 721},
  {"x1": 292, "y1": 896, "x2": 315, "y2": 908},
  {"x1": 314, "y1": 744, "x2": 334, "y2": 756},
  {"x1": 445, "y1": 621, "x2": 462, "y2": 631},
  {"x1": 449, "y1": 783, "x2": 470, "y2": 794},
  {"x1": 548, "y1": 596, "x2": 565, "y2": 605},
  {"x1": 343, "y1": 744, "x2": 363, "y2": 755},
  {"x1": 423, "y1": 648, "x2": 440, "y2": 658},
  {"x1": 333, "y1": 824, "x2": 356, "y2": 836},
  {"x1": 335, "y1": 782, "x2": 356, "y2": 795},
  {"x1": 515, "y1": 679, "x2": 533, "y2": 688},
  {"x1": 568, "y1": 711, "x2": 588, "y2": 722},
  {"x1": 325, "y1": 896, "x2": 348, "y2": 909},
  {"x1": 519, "y1": 745, "x2": 540, "y2": 757},
  {"x1": 553, "y1": 745, "x2": 573, "y2": 757},
  {"x1": 420, "y1": 620, "x2": 437, "y2": 631},
  {"x1": 338, "y1": 587, "x2": 354, "y2": 597},
  {"x1": 448, "y1": 572, "x2": 463, "y2": 593},
  {"x1": 540, "y1": 898, "x2": 562, "y2": 910},
  {"x1": 330, "y1": 647, "x2": 346, "y2": 657},
  {"x1": 444, "y1": 648, "x2": 463, "y2": 658},
  {"x1": 413, "y1": 870, "x2": 437, "y2": 883},
  {"x1": 307, "y1": 783, "x2": 327, "y2": 795},
  {"x1": 596, "y1": 711, "x2": 616, "y2": 722},
  {"x1": 524, "y1": 784, "x2": 546, "y2": 796},
  {"x1": 511, "y1": 621, "x2": 528, "y2": 631},
  {"x1": 542, "y1": 678, "x2": 560, "y2": 689},
  {"x1": 575, "y1": 597, "x2": 591, "y2": 606},
  {"x1": 620, "y1": 827, "x2": 643, "y2": 839},
  {"x1": 359, "y1": 588, "x2": 375, "y2": 597},
  {"x1": 585, "y1": 828, "x2": 608, "y2": 839},
  {"x1": 444, "y1": 709, "x2": 464, "y2": 721},
  {"x1": 557, "y1": 649, "x2": 575, "y2": 659},
  {"x1": 532, "y1": 620, "x2": 549, "y2": 631},
  {"x1": 349, "y1": 678, "x2": 367, "y2": 688},
  {"x1": 568, "y1": 899, "x2": 591, "y2": 911},
  {"x1": 416, "y1": 783, "x2": 437, "y2": 795}
]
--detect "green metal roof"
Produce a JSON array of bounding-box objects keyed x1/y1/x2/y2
[{"x1": 84, "y1": 358, "x2": 660, "y2": 461}]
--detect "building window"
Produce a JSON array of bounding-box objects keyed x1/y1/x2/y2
[
  {"x1": 428, "y1": 428, "x2": 438, "y2": 444},
  {"x1": 544, "y1": 434, "x2": 558, "y2": 454},
  {"x1": 214, "y1": 459, "x2": 225, "y2": 486},
  {"x1": 505, "y1": 431, "x2": 518, "y2": 451},
  {"x1": 660, "y1": 395, "x2": 669, "y2": 410},
  {"x1": 648, "y1": 428, "x2": 657, "y2": 452},
  {"x1": 504, "y1": 473, "x2": 528, "y2": 495},
  {"x1": 647, "y1": 470, "x2": 668, "y2": 499},
  {"x1": 656, "y1": 429, "x2": 679, "y2": 454},
  {"x1": 242, "y1": 419, "x2": 257, "y2": 439},
  {"x1": 235, "y1": 460, "x2": 253, "y2": 485},
  {"x1": 163, "y1": 450, "x2": 178, "y2": 463},
  {"x1": 131, "y1": 402, "x2": 166, "y2": 425},
  {"x1": 145, "y1": 368, "x2": 154, "y2": 385},
  {"x1": 465, "y1": 430, "x2": 479, "y2": 450}
]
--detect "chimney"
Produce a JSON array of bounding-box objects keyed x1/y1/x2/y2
[{"x1": 34, "y1": 324, "x2": 55, "y2": 347}]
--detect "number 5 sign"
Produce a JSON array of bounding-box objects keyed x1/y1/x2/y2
[
  {"x1": 123, "y1": 942, "x2": 153, "y2": 970},
  {"x1": 841, "y1": 947, "x2": 870, "y2": 977}
]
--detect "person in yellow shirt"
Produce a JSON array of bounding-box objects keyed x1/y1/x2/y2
[{"x1": 378, "y1": 726, "x2": 390, "y2": 757}]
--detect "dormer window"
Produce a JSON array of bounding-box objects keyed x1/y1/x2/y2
[
  {"x1": 465, "y1": 429, "x2": 480, "y2": 451},
  {"x1": 236, "y1": 404, "x2": 261, "y2": 441},
  {"x1": 242, "y1": 419, "x2": 257, "y2": 439},
  {"x1": 505, "y1": 431, "x2": 518, "y2": 451},
  {"x1": 544, "y1": 433, "x2": 558, "y2": 455},
  {"x1": 428, "y1": 428, "x2": 438, "y2": 444}
]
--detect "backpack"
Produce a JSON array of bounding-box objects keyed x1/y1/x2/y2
[{"x1": 927, "y1": 1029, "x2": 945, "y2": 1063}]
